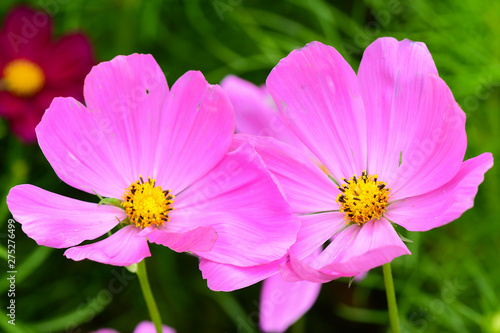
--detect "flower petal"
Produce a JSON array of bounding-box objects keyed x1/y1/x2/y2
[
  {"x1": 221, "y1": 75, "x2": 313, "y2": 159},
  {"x1": 358, "y1": 37, "x2": 438, "y2": 182},
  {"x1": 391, "y1": 76, "x2": 466, "y2": 198},
  {"x1": 386, "y1": 153, "x2": 494, "y2": 231},
  {"x1": 41, "y1": 32, "x2": 94, "y2": 83},
  {"x1": 133, "y1": 321, "x2": 176, "y2": 333},
  {"x1": 37, "y1": 54, "x2": 168, "y2": 197},
  {"x1": 146, "y1": 226, "x2": 218, "y2": 253},
  {"x1": 322, "y1": 219, "x2": 410, "y2": 276},
  {"x1": 232, "y1": 134, "x2": 337, "y2": 214},
  {"x1": 199, "y1": 259, "x2": 282, "y2": 292},
  {"x1": 279, "y1": 248, "x2": 338, "y2": 283},
  {"x1": 64, "y1": 225, "x2": 150, "y2": 266},
  {"x1": 221, "y1": 75, "x2": 277, "y2": 136},
  {"x1": 7, "y1": 184, "x2": 123, "y2": 248},
  {"x1": 291, "y1": 213, "x2": 346, "y2": 260},
  {"x1": 1, "y1": 6, "x2": 52, "y2": 59},
  {"x1": 154, "y1": 71, "x2": 235, "y2": 194},
  {"x1": 281, "y1": 219, "x2": 410, "y2": 282},
  {"x1": 358, "y1": 39, "x2": 467, "y2": 197},
  {"x1": 173, "y1": 143, "x2": 300, "y2": 266},
  {"x1": 266, "y1": 41, "x2": 367, "y2": 182},
  {"x1": 260, "y1": 274, "x2": 321, "y2": 333}
]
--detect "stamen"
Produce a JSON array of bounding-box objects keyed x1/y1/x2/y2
[
  {"x1": 121, "y1": 176, "x2": 174, "y2": 228},
  {"x1": 336, "y1": 170, "x2": 390, "y2": 225}
]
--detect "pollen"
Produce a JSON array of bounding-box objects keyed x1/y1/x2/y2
[
  {"x1": 336, "y1": 170, "x2": 390, "y2": 225},
  {"x1": 2, "y1": 59, "x2": 45, "y2": 97},
  {"x1": 121, "y1": 176, "x2": 174, "y2": 228}
]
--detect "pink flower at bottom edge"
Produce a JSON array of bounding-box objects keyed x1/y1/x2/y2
[
  {"x1": 91, "y1": 320, "x2": 175, "y2": 333},
  {"x1": 6, "y1": 54, "x2": 299, "y2": 269}
]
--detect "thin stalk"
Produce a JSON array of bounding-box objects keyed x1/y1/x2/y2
[
  {"x1": 136, "y1": 260, "x2": 163, "y2": 333},
  {"x1": 383, "y1": 262, "x2": 400, "y2": 333}
]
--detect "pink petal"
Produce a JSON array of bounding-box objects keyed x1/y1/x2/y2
[
  {"x1": 279, "y1": 249, "x2": 339, "y2": 283},
  {"x1": 172, "y1": 143, "x2": 300, "y2": 266},
  {"x1": 37, "y1": 54, "x2": 168, "y2": 197},
  {"x1": 232, "y1": 134, "x2": 337, "y2": 214},
  {"x1": 260, "y1": 274, "x2": 321, "y2": 333},
  {"x1": 358, "y1": 37, "x2": 438, "y2": 183},
  {"x1": 282, "y1": 219, "x2": 410, "y2": 282},
  {"x1": 199, "y1": 259, "x2": 282, "y2": 291},
  {"x1": 322, "y1": 219, "x2": 410, "y2": 276},
  {"x1": 146, "y1": 226, "x2": 218, "y2": 253},
  {"x1": 221, "y1": 75, "x2": 278, "y2": 136},
  {"x1": 153, "y1": 71, "x2": 235, "y2": 194},
  {"x1": 354, "y1": 270, "x2": 368, "y2": 282},
  {"x1": 221, "y1": 75, "x2": 313, "y2": 159},
  {"x1": 357, "y1": 40, "x2": 467, "y2": 198},
  {"x1": 64, "y1": 225, "x2": 150, "y2": 266},
  {"x1": 134, "y1": 321, "x2": 176, "y2": 333},
  {"x1": 290, "y1": 213, "x2": 346, "y2": 260},
  {"x1": 266, "y1": 41, "x2": 367, "y2": 183},
  {"x1": 386, "y1": 152, "x2": 494, "y2": 231},
  {"x1": 7, "y1": 184, "x2": 123, "y2": 248}
]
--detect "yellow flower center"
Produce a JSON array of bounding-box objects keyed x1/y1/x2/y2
[
  {"x1": 336, "y1": 171, "x2": 390, "y2": 225},
  {"x1": 121, "y1": 177, "x2": 174, "y2": 228},
  {"x1": 2, "y1": 59, "x2": 45, "y2": 97}
]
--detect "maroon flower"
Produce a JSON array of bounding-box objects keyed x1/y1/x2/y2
[{"x1": 0, "y1": 6, "x2": 94, "y2": 142}]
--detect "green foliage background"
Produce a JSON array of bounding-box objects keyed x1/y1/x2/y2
[{"x1": 1, "y1": 0, "x2": 499, "y2": 332}]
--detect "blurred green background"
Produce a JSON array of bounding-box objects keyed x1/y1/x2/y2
[{"x1": 1, "y1": 0, "x2": 499, "y2": 332}]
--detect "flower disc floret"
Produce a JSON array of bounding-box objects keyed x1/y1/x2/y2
[
  {"x1": 336, "y1": 171, "x2": 390, "y2": 225},
  {"x1": 121, "y1": 177, "x2": 174, "y2": 228},
  {"x1": 2, "y1": 59, "x2": 45, "y2": 97}
]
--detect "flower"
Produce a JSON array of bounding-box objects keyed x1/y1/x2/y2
[
  {"x1": 201, "y1": 37, "x2": 493, "y2": 289},
  {"x1": 0, "y1": 6, "x2": 94, "y2": 142},
  {"x1": 265, "y1": 37, "x2": 494, "y2": 282},
  {"x1": 6, "y1": 54, "x2": 299, "y2": 267},
  {"x1": 91, "y1": 321, "x2": 175, "y2": 333}
]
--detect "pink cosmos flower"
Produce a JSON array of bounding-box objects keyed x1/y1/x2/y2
[
  {"x1": 265, "y1": 37, "x2": 494, "y2": 282},
  {"x1": 0, "y1": 6, "x2": 94, "y2": 142},
  {"x1": 92, "y1": 321, "x2": 175, "y2": 333},
  {"x1": 6, "y1": 54, "x2": 299, "y2": 267},
  {"x1": 201, "y1": 37, "x2": 493, "y2": 290}
]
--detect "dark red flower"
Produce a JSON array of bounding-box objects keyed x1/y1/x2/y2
[{"x1": 0, "y1": 6, "x2": 94, "y2": 142}]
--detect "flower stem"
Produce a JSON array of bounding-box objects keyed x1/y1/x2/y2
[
  {"x1": 383, "y1": 262, "x2": 400, "y2": 333},
  {"x1": 136, "y1": 260, "x2": 163, "y2": 333}
]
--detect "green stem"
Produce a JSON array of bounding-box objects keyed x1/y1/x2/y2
[
  {"x1": 136, "y1": 260, "x2": 163, "y2": 333},
  {"x1": 383, "y1": 262, "x2": 400, "y2": 333}
]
